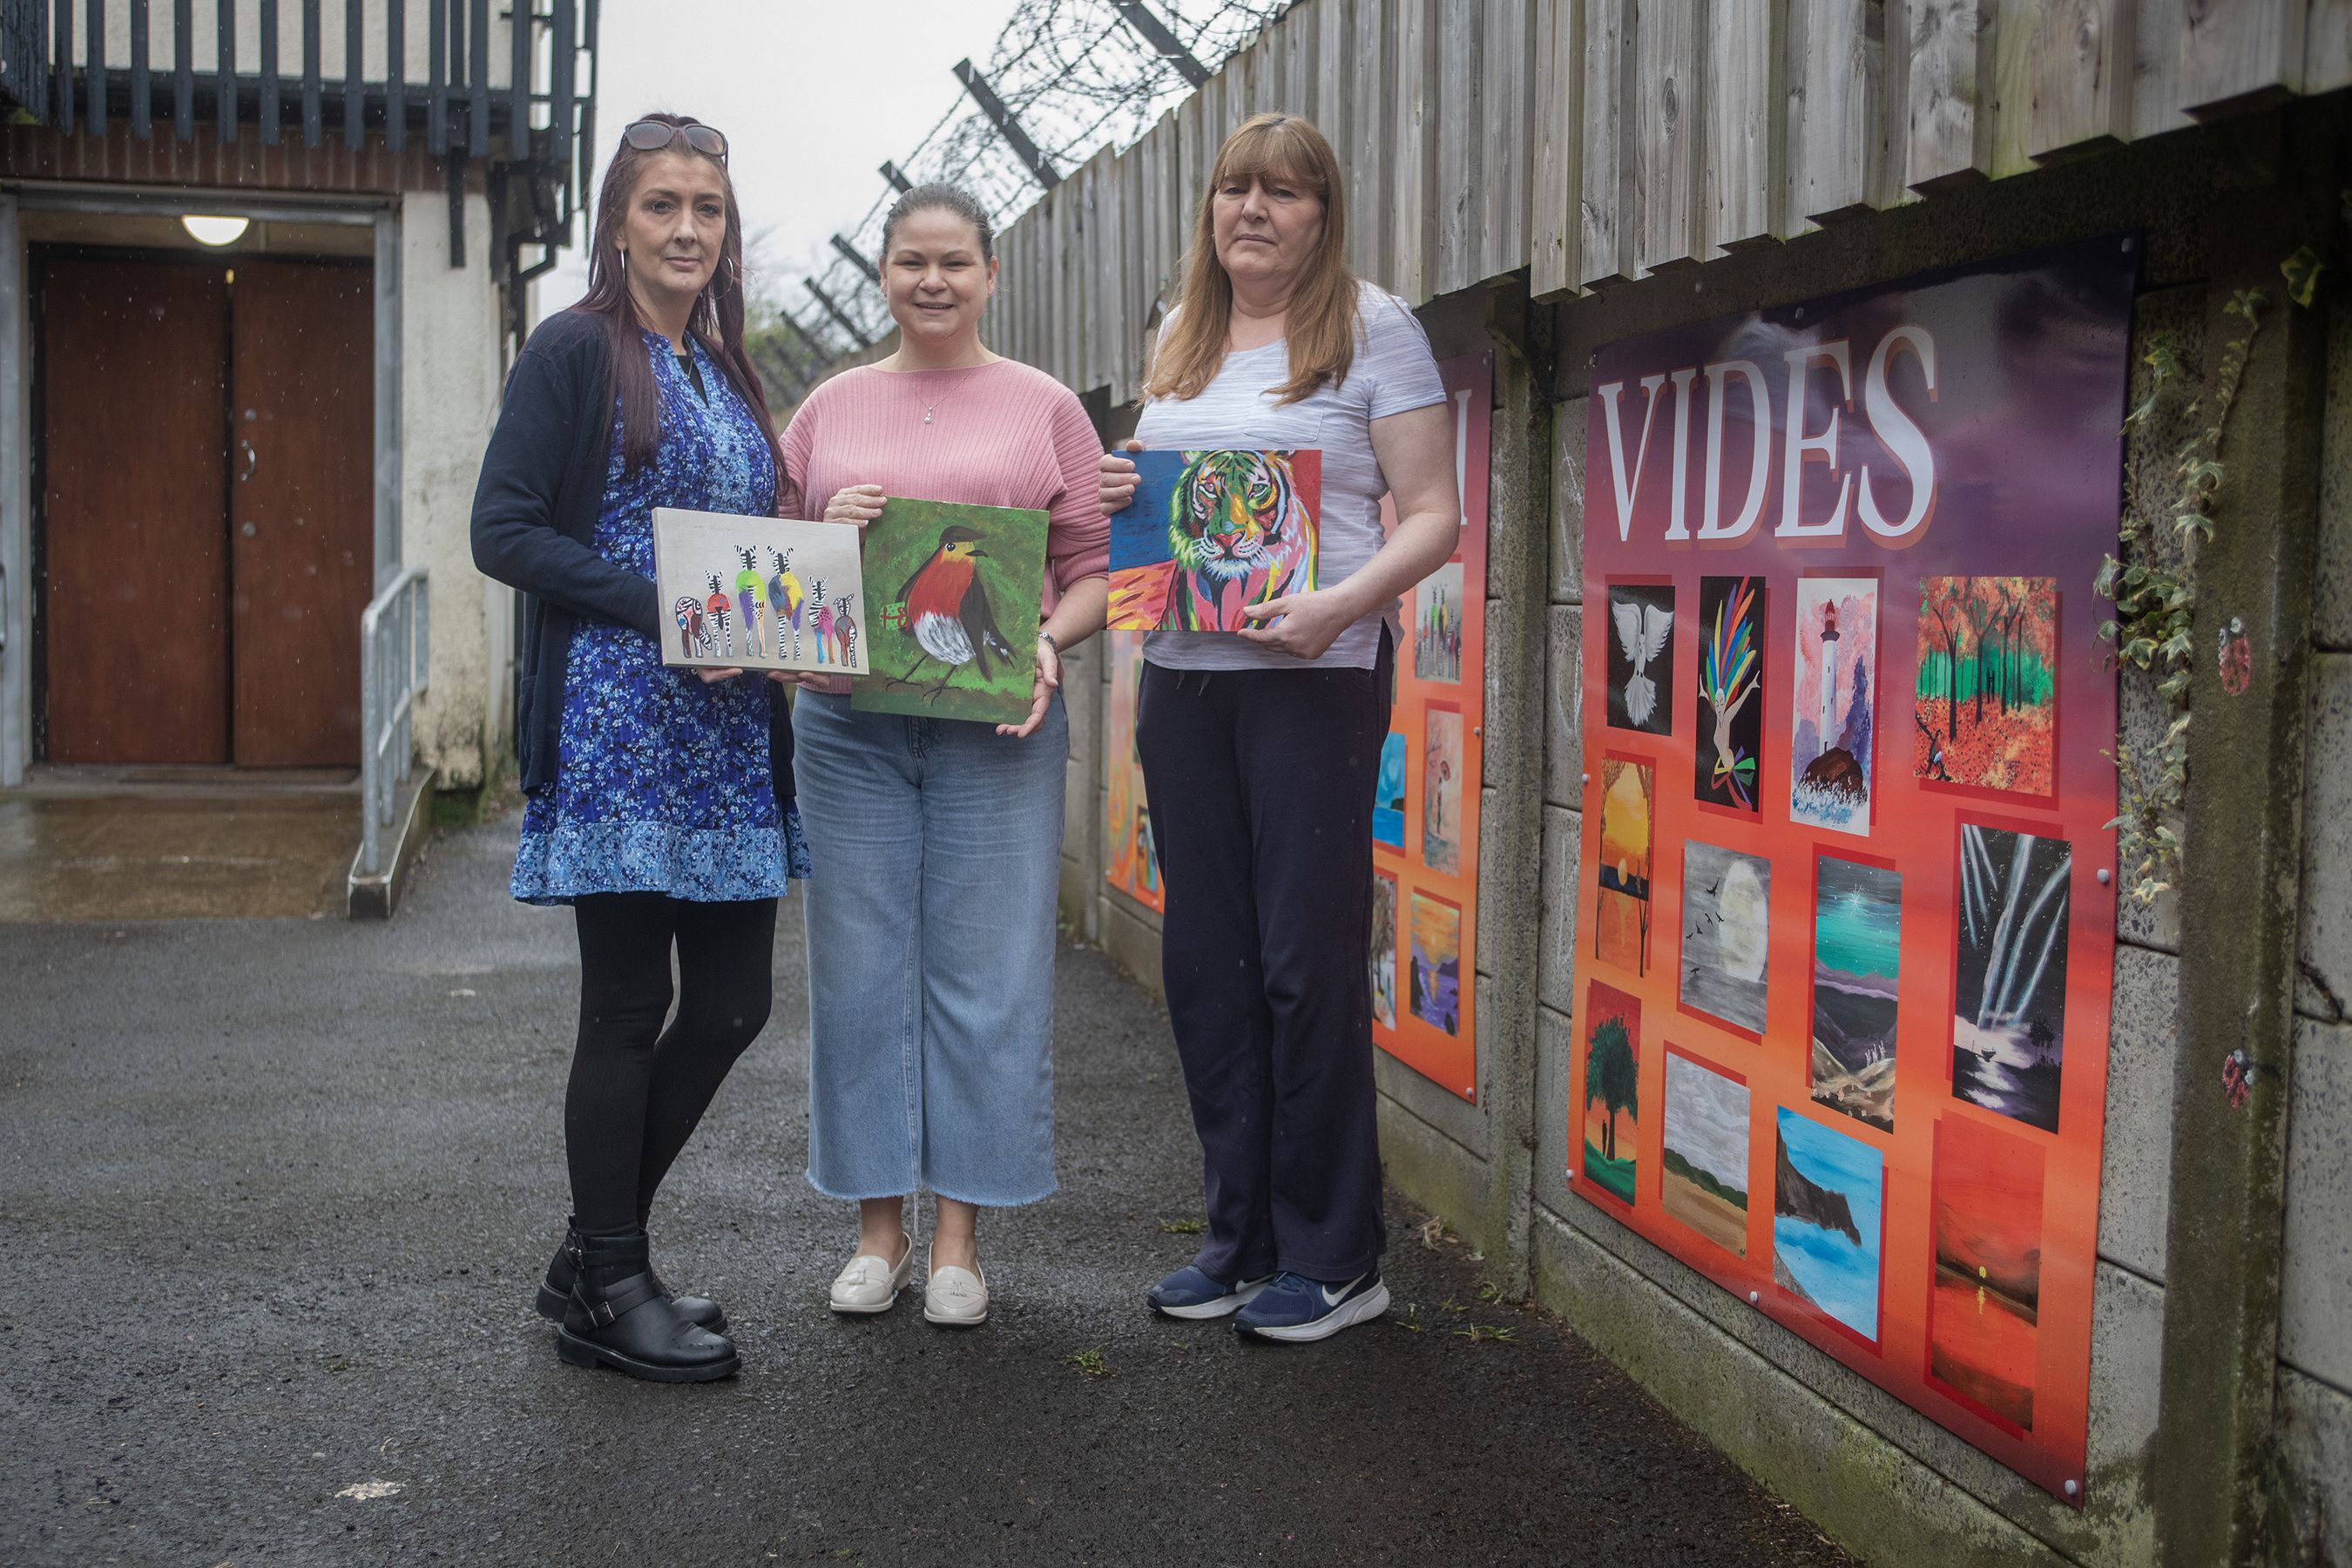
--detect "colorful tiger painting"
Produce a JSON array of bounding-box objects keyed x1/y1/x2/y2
[
  {"x1": 1162, "y1": 449, "x2": 1316, "y2": 631},
  {"x1": 1107, "y1": 449, "x2": 1320, "y2": 632}
]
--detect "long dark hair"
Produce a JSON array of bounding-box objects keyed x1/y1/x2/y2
[{"x1": 572, "y1": 112, "x2": 783, "y2": 481}]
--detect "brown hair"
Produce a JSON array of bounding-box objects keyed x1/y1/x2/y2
[
  {"x1": 1144, "y1": 112, "x2": 1359, "y2": 406},
  {"x1": 571, "y1": 112, "x2": 784, "y2": 481}
]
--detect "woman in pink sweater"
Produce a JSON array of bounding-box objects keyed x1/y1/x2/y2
[{"x1": 779, "y1": 184, "x2": 1108, "y2": 1326}]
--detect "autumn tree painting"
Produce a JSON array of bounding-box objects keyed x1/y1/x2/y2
[{"x1": 1915, "y1": 577, "x2": 2058, "y2": 796}]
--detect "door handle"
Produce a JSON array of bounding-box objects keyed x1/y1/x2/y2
[{"x1": 239, "y1": 440, "x2": 257, "y2": 483}]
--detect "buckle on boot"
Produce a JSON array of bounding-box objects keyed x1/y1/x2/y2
[{"x1": 587, "y1": 1299, "x2": 616, "y2": 1328}]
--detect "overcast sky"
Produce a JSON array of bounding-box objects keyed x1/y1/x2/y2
[{"x1": 542, "y1": 0, "x2": 1031, "y2": 320}]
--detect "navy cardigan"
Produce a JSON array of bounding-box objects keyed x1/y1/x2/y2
[{"x1": 470, "y1": 308, "x2": 795, "y2": 807}]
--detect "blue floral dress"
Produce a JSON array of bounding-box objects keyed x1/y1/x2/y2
[{"x1": 510, "y1": 332, "x2": 813, "y2": 905}]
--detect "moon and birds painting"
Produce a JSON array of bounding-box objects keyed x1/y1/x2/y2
[
  {"x1": 1678, "y1": 841, "x2": 1772, "y2": 1035},
  {"x1": 854, "y1": 498, "x2": 1049, "y2": 726}
]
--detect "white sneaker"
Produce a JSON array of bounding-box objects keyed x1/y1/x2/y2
[
  {"x1": 828, "y1": 1231, "x2": 913, "y2": 1315},
  {"x1": 921, "y1": 1246, "x2": 989, "y2": 1327}
]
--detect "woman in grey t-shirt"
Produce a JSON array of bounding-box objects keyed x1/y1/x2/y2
[{"x1": 1099, "y1": 112, "x2": 1460, "y2": 1343}]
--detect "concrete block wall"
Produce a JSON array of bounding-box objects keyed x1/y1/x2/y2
[
  {"x1": 1049, "y1": 109, "x2": 2350, "y2": 1568},
  {"x1": 2275, "y1": 295, "x2": 2352, "y2": 1568}
]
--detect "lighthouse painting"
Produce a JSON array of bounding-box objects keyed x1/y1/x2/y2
[{"x1": 1789, "y1": 578, "x2": 1878, "y2": 835}]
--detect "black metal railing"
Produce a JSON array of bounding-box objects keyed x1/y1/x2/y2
[{"x1": 0, "y1": 1, "x2": 597, "y2": 249}]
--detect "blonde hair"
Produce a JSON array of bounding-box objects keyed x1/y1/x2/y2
[{"x1": 1145, "y1": 112, "x2": 1359, "y2": 406}]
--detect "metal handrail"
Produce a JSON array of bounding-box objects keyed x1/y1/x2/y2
[{"x1": 357, "y1": 565, "x2": 429, "y2": 880}]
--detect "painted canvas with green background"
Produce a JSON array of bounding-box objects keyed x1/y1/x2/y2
[{"x1": 853, "y1": 497, "x2": 1048, "y2": 726}]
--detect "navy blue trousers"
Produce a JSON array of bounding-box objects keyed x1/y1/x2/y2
[{"x1": 1136, "y1": 631, "x2": 1393, "y2": 1283}]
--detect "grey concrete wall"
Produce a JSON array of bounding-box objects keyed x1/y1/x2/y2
[
  {"x1": 1046, "y1": 106, "x2": 2350, "y2": 1568},
  {"x1": 2275, "y1": 289, "x2": 2352, "y2": 1568}
]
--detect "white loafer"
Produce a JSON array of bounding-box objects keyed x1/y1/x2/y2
[
  {"x1": 828, "y1": 1231, "x2": 913, "y2": 1315},
  {"x1": 921, "y1": 1247, "x2": 989, "y2": 1328}
]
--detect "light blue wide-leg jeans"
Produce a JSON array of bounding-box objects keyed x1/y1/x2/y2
[{"x1": 792, "y1": 688, "x2": 1068, "y2": 1206}]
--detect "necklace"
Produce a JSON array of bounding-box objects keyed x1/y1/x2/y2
[{"x1": 916, "y1": 368, "x2": 981, "y2": 427}]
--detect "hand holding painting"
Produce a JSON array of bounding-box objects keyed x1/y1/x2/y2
[{"x1": 791, "y1": 484, "x2": 889, "y2": 695}]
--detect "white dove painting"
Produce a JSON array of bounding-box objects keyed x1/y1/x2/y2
[{"x1": 1606, "y1": 584, "x2": 1677, "y2": 734}]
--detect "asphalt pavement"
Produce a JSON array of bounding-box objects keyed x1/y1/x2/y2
[{"x1": 1, "y1": 811, "x2": 1855, "y2": 1567}]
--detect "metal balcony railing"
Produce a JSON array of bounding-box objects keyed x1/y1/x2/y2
[{"x1": 0, "y1": 1, "x2": 598, "y2": 283}]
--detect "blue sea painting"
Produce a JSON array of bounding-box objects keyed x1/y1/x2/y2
[
  {"x1": 1374, "y1": 732, "x2": 1407, "y2": 848},
  {"x1": 1773, "y1": 1107, "x2": 1884, "y2": 1342}
]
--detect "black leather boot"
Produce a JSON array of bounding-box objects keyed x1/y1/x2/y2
[
  {"x1": 536, "y1": 1218, "x2": 727, "y2": 1331},
  {"x1": 555, "y1": 1228, "x2": 740, "y2": 1382}
]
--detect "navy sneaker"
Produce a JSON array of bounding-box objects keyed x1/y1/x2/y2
[
  {"x1": 1232, "y1": 1270, "x2": 1390, "y2": 1342},
  {"x1": 1146, "y1": 1265, "x2": 1275, "y2": 1320}
]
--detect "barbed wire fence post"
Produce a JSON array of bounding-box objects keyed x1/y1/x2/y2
[{"x1": 742, "y1": 0, "x2": 1291, "y2": 410}]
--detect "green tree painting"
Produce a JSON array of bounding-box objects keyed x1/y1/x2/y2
[{"x1": 1582, "y1": 982, "x2": 1640, "y2": 1206}]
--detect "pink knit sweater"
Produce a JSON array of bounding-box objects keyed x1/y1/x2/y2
[{"x1": 778, "y1": 359, "x2": 1109, "y2": 615}]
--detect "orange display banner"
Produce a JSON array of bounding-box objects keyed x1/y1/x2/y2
[
  {"x1": 1569, "y1": 240, "x2": 2135, "y2": 1503},
  {"x1": 1104, "y1": 629, "x2": 1164, "y2": 912},
  {"x1": 1373, "y1": 353, "x2": 1493, "y2": 1101}
]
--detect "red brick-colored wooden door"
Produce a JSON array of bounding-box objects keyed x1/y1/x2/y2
[
  {"x1": 39, "y1": 257, "x2": 232, "y2": 763},
  {"x1": 228, "y1": 260, "x2": 373, "y2": 767}
]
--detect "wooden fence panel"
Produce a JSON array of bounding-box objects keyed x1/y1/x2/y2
[
  {"x1": 1347, "y1": 0, "x2": 1392, "y2": 284},
  {"x1": 1905, "y1": 0, "x2": 1991, "y2": 190},
  {"x1": 1435, "y1": 0, "x2": 1484, "y2": 295},
  {"x1": 2130, "y1": 0, "x2": 2193, "y2": 139},
  {"x1": 1790, "y1": 0, "x2": 1881, "y2": 224},
  {"x1": 1083, "y1": 154, "x2": 1111, "y2": 396},
  {"x1": 1989, "y1": 0, "x2": 2038, "y2": 176},
  {"x1": 2310, "y1": 0, "x2": 2352, "y2": 92},
  {"x1": 1481, "y1": 0, "x2": 1536, "y2": 281},
  {"x1": 1579, "y1": 0, "x2": 1634, "y2": 286},
  {"x1": 1707, "y1": 0, "x2": 1787, "y2": 248},
  {"x1": 2180, "y1": 0, "x2": 2307, "y2": 112},
  {"x1": 1314, "y1": 0, "x2": 1351, "y2": 145},
  {"x1": 1530, "y1": 0, "x2": 1583, "y2": 299},
  {"x1": 1390, "y1": 0, "x2": 1439, "y2": 302},
  {"x1": 1637, "y1": 0, "x2": 1703, "y2": 270},
  {"x1": 2031, "y1": 0, "x2": 2133, "y2": 157},
  {"x1": 1119, "y1": 144, "x2": 1146, "y2": 402},
  {"x1": 1285, "y1": 1, "x2": 1320, "y2": 112}
]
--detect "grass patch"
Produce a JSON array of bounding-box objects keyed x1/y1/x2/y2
[{"x1": 1064, "y1": 1348, "x2": 1112, "y2": 1377}]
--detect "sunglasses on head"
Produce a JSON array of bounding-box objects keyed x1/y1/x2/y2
[{"x1": 622, "y1": 120, "x2": 727, "y2": 161}]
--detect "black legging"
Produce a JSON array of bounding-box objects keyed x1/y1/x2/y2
[{"x1": 566, "y1": 892, "x2": 778, "y2": 1234}]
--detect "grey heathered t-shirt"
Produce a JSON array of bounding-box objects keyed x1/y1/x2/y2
[{"x1": 1132, "y1": 280, "x2": 1447, "y2": 672}]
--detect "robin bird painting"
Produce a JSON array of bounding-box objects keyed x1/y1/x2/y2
[{"x1": 886, "y1": 524, "x2": 1018, "y2": 704}]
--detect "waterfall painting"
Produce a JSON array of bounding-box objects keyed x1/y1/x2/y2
[{"x1": 1950, "y1": 822, "x2": 2073, "y2": 1132}]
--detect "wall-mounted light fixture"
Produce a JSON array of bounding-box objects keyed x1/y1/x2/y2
[{"x1": 180, "y1": 214, "x2": 251, "y2": 247}]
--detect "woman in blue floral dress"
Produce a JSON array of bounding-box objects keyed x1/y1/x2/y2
[{"x1": 472, "y1": 113, "x2": 805, "y2": 1383}]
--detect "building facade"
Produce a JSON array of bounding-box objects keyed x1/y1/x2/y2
[{"x1": 0, "y1": 0, "x2": 594, "y2": 806}]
